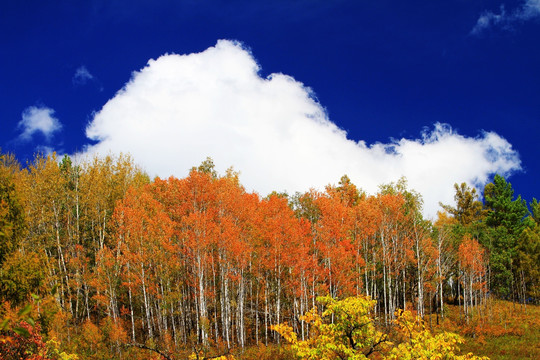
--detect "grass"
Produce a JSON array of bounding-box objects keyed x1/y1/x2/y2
[
  {"x1": 440, "y1": 300, "x2": 540, "y2": 360},
  {"x1": 461, "y1": 333, "x2": 540, "y2": 360}
]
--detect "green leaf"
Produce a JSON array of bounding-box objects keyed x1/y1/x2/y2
[
  {"x1": 13, "y1": 326, "x2": 30, "y2": 337},
  {"x1": 26, "y1": 316, "x2": 35, "y2": 327},
  {"x1": 18, "y1": 304, "x2": 32, "y2": 317},
  {"x1": 0, "y1": 318, "x2": 9, "y2": 330},
  {"x1": 30, "y1": 293, "x2": 40, "y2": 300}
]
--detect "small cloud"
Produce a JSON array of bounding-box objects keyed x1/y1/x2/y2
[
  {"x1": 73, "y1": 65, "x2": 103, "y2": 91},
  {"x1": 17, "y1": 106, "x2": 62, "y2": 142},
  {"x1": 73, "y1": 65, "x2": 94, "y2": 85},
  {"x1": 471, "y1": 0, "x2": 540, "y2": 35},
  {"x1": 471, "y1": 6, "x2": 507, "y2": 35}
]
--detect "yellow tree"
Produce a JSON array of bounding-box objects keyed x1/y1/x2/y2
[
  {"x1": 16, "y1": 154, "x2": 75, "y2": 313},
  {"x1": 273, "y1": 295, "x2": 489, "y2": 360},
  {"x1": 0, "y1": 152, "x2": 25, "y2": 267},
  {"x1": 273, "y1": 295, "x2": 389, "y2": 359},
  {"x1": 440, "y1": 183, "x2": 484, "y2": 227}
]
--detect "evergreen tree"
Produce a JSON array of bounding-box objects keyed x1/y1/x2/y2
[{"x1": 483, "y1": 175, "x2": 528, "y2": 299}]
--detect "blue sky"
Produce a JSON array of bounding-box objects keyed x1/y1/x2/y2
[{"x1": 1, "y1": 0, "x2": 538, "y2": 217}]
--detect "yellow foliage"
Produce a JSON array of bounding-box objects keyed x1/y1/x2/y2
[
  {"x1": 188, "y1": 351, "x2": 235, "y2": 359},
  {"x1": 387, "y1": 310, "x2": 489, "y2": 360},
  {"x1": 272, "y1": 295, "x2": 389, "y2": 359},
  {"x1": 272, "y1": 295, "x2": 489, "y2": 360},
  {"x1": 45, "y1": 337, "x2": 79, "y2": 360}
]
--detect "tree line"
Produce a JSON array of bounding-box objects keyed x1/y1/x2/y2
[{"x1": 0, "y1": 151, "x2": 538, "y2": 357}]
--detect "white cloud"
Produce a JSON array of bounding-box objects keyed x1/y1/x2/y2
[
  {"x1": 18, "y1": 106, "x2": 62, "y2": 142},
  {"x1": 521, "y1": 0, "x2": 540, "y2": 19},
  {"x1": 73, "y1": 66, "x2": 94, "y2": 85},
  {"x1": 82, "y1": 40, "x2": 521, "y2": 218},
  {"x1": 472, "y1": 6, "x2": 507, "y2": 35},
  {"x1": 472, "y1": 0, "x2": 540, "y2": 35}
]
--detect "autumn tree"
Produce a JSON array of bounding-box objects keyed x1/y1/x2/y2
[
  {"x1": 0, "y1": 152, "x2": 25, "y2": 267},
  {"x1": 458, "y1": 236, "x2": 488, "y2": 320},
  {"x1": 440, "y1": 183, "x2": 484, "y2": 227}
]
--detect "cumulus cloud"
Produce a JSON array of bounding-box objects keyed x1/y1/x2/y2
[
  {"x1": 82, "y1": 40, "x2": 521, "y2": 218},
  {"x1": 18, "y1": 106, "x2": 62, "y2": 142},
  {"x1": 472, "y1": 0, "x2": 540, "y2": 35}
]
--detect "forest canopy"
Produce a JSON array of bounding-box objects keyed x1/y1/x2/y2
[{"x1": 0, "y1": 151, "x2": 538, "y2": 359}]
